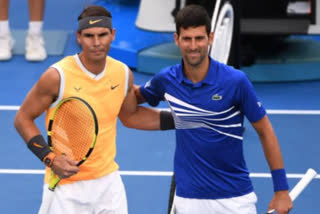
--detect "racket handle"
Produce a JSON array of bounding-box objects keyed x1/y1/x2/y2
[
  {"x1": 48, "y1": 173, "x2": 61, "y2": 191},
  {"x1": 289, "y1": 168, "x2": 317, "y2": 201},
  {"x1": 266, "y1": 168, "x2": 318, "y2": 213}
]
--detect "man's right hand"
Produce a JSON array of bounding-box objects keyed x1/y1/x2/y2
[{"x1": 51, "y1": 155, "x2": 79, "y2": 179}]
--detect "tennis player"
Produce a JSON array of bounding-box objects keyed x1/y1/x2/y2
[
  {"x1": 135, "y1": 4, "x2": 292, "y2": 214},
  {"x1": 14, "y1": 5, "x2": 173, "y2": 214}
]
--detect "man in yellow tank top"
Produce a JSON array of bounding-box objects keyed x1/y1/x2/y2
[{"x1": 14, "y1": 5, "x2": 175, "y2": 214}]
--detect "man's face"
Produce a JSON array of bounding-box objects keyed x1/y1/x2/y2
[
  {"x1": 77, "y1": 27, "x2": 115, "y2": 62},
  {"x1": 174, "y1": 26, "x2": 213, "y2": 67}
]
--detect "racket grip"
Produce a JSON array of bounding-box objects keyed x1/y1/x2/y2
[
  {"x1": 48, "y1": 174, "x2": 61, "y2": 191},
  {"x1": 289, "y1": 168, "x2": 317, "y2": 201}
]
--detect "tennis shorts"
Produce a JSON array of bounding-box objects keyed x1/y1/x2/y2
[
  {"x1": 38, "y1": 171, "x2": 128, "y2": 214},
  {"x1": 174, "y1": 192, "x2": 257, "y2": 214}
]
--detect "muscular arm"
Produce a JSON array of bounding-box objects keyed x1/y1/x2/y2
[
  {"x1": 119, "y1": 70, "x2": 161, "y2": 130},
  {"x1": 14, "y1": 67, "x2": 60, "y2": 142},
  {"x1": 14, "y1": 68, "x2": 79, "y2": 178},
  {"x1": 134, "y1": 84, "x2": 146, "y2": 104},
  {"x1": 252, "y1": 115, "x2": 292, "y2": 214}
]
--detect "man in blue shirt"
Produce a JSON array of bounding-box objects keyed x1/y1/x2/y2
[{"x1": 135, "y1": 4, "x2": 292, "y2": 214}]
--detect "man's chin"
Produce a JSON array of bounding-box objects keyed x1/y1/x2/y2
[
  {"x1": 186, "y1": 58, "x2": 201, "y2": 67},
  {"x1": 90, "y1": 54, "x2": 106, "y2": 61}
]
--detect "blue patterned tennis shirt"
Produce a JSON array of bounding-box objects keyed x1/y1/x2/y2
[{"x1": 140, "y1": 57, "x2": 266, "y2": 199}]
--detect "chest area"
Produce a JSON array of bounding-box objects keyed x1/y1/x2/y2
[
  {"x1": 66, "y1": 76, "x2": 122, "y2": 98},
  {"x1": 63, "y1": 73, "x2": 125, "y2": 119},
  {"x1": 165, "y1": 83, "x2": 236, "y2": 113}
]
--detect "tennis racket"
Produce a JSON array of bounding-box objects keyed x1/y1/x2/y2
[
  {"x1": 266, "y1": 168, "x2": 318, "y2": 213},
  {"x1": 168, "y1": 174, "x2": 176, "y2": 214},
  {"x1": 39, "y1": 96, "x2": 98, "y2": 213}
]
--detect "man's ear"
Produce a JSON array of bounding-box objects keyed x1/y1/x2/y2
[
  {"x1": 76, "y1": 31, "x2": 81, "y2": 44},
  {"x1": 209, "y1": 32, "x2": 214, "y2": 45},
  {"x1": 111, "y1": 28, "x2": 116, "y2": 41},
  {"x1": 174, "y1": 32, "x2": 179, "y2": 46}
]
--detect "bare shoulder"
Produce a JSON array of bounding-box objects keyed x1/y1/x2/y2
[
  {"x1": 17, "y1": 67, "x2": 61, "y2": 118},
  {"x1": 40, "y1": 67, "x2": 60, "y2": 82},
  {"x1": 126, "y1": 67, "x2": 134, "y2": 91},
  {"x1": 35, "y1": 67, "x2": 60, "y2": 98}
]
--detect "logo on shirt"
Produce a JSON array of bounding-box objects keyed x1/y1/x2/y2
[
  {"x1": 212, "y1": 93, "x2": 223, "y2": 101},
  {"x1": 73, "y1": 86, "x2": 82, "y2": 92},
  {"x1": 257, "y1": 102, "x2": 262, "y2": 107},
  {"x1": 144, "y1": 80, "x2": 151, "y2": 88},
  {"x1": 111, "y1": 84, "x2": 119, "y2": 90}
]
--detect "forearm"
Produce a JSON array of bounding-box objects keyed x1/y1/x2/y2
[
  {"x1": 120, "y1": 106, "x2": 161, "y2": 130},
  {"x1": 14, "y1": 110, "x2": 53, "y2": 164},
  {"x1": 253, "y1": 115, "x2": 289, "y2": 193},
  {"x1": 259, "y1": 132, "x2": 285, "y2": 170},
  {"x1": 261, "y1": 135, "x2": 290, "y2": 194},
  {"x1": 253, "y1": 115, "x2": 285, "y2": 170},
  {"x1": 14, "y1": 111, "x2": 42, "y2": 143}
]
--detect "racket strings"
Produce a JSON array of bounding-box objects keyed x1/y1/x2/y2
[{"x1": 51, "y1": 100, "x2": 95, "y2": 161}]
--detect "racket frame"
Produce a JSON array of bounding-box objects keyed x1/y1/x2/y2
[{"x1": 46, "y1": 96, "x2": 99, "y2": 191}]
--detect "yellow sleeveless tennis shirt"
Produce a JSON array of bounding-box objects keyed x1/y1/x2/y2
[{"x1": 44, "y1": 54, "x2": 128, "y2": 185}]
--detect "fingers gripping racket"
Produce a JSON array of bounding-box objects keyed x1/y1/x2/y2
[
  {"x1": 266, "y1": 168, "x2": 318, "y2": 214},
  {"x1": 39, "y1": 97, "x2": 98, "y2": 213}
]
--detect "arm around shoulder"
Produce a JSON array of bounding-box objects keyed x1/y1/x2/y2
[
  {"x1": 119, "y1": 69, "x2": 174, "y2": 130},
  {"x1": 118, "y1": 69, "x2": 158, "y2": 129}
]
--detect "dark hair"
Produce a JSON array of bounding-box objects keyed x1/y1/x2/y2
[
  {"x1": 175, "y1": 4, "x2": 211, "y2": 35},
  {"x1": 78, "y1": 5, "x2": 112, "y2": 21}
]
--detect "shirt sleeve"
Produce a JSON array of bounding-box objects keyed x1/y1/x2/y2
[
  {"x1": 238, "y1": 74, "x2": 266, "y2": 123},
  {"x1": 139, "y1": 72, "x2": 165, "y2": 107}
]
